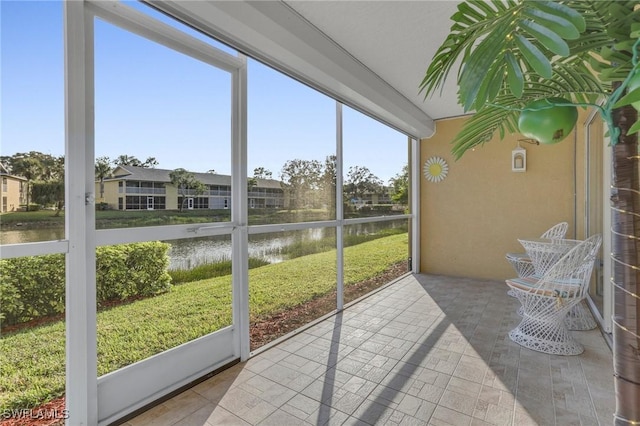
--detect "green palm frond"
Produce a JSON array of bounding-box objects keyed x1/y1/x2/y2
[
  {"x1": 421, "y1": 0, "x2": 639, "y2": 158},
  {"x1": 421, "y1": 1, "x2": 592, "y2": 111},
  {"x1": 451, "y1": 59, "x2": 607, "y2": 159},
  {"x1": 450, "y1": 101, "x2": 520, "y2": 160}
]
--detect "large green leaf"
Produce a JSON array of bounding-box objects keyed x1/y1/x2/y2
[
  {"x1": 505, "y1": 52, "x2": 524, "y2": 98},
  {"x1": 532, "y1": 1, "x2": 586, "y2": 32},
  {"x1": 626, "y1": 119, "x2": 640, "y2": 135},
  {"x1": 613, "y1": 87, "x2": 640, "y2": 109},
  {"x1": 522, "y1": 7, "x2": 580, "y2": 40},
  {"x1": 515, "y1": 35, "x2": 553, "y2": 78},
  {"x1": 469, "y1": 1, "x2": 499, "y2": 17},
  {"x1": 459, "y1": 24, "x2": 511, "y2": 111},
  {"x1": 520, "y1": 19, "x2": 570, "y2": 56}
]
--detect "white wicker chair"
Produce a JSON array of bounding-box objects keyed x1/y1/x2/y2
[
  {"x1": 517, "y1": 237, "x2": 579, "y2": 277},
  {"x1": 506, "y1": 234, "x2": 601, "y2": 355},
  {"x1": 517, "y1": 236, "x2": 598, "y2": 330},
  {"x1": 505, "y1": 222, "x2": 568, "y2": 295}
]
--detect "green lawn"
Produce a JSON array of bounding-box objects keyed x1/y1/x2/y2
[
  {"x1": 0, "y1": 210, "x2": 64, "y2": 225},
  {"x1": 0, "y1": 233, "x2": 408, "y2": 410},
  {"x1": 0, "y1": 208, "x2": 399, "y2": 230}
]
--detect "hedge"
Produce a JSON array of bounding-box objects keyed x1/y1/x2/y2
[{"x1": 0, "y1": 242, "x2": 172, "y2": 327}]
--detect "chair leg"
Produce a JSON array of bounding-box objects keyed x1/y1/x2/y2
[
  {"x1": 508, "y1": 300, "x2": 583, "y2": 355},
  {"x1": 565, "y1": 300, "x2": 597, "y2": 331},
  {"x1": 507, "y1": 287, "x2": 524, "y2": 315}
]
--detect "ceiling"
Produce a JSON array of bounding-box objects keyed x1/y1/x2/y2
[
  {"x1": 152, "y1": 0, "x2": 466, "y2": 138},
  {"x1": 284, "y1": 1, "x2": 465, "y2": 121}
]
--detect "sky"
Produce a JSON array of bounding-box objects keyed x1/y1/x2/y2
[{"x1": 1, "y1": 1, "x2": 409, "y2": 183}]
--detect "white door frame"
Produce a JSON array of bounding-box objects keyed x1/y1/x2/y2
[
  {"x1": 584, "y1": 107, "x2": 613, "y2": 333},
  {"x1": 65, "y1": 1, "x2": 246, "y2": 423}
]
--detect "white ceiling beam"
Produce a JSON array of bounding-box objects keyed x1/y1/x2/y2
[{"x1": 146, "y1": 0, "x2": 436, "y2": 139}]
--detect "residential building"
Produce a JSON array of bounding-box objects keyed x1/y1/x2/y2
[
  {"x1": 97, "y1": 165, "x2": 284, "y2": 211},
  {"x1": 0, "y1": 172, "x2": 27, "y2": 212}
]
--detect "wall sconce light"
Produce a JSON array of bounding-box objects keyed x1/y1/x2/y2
[{"x1": 512, "y1": 143, "x2": 526, "y2": 172}]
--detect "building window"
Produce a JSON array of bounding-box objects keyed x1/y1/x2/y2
[
  {"x1": 178, "y1": 196, "x2": 208, "y2": 209},
  {"x1": 153, "y1": 196, "x2": 165, "y2": 210},
  {"x1": 125, "y1": 195, "x2": 166, "y2": 210}
]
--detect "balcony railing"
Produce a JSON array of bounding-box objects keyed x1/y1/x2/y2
[{"x1": 121, "y1": 187, "x2": 167, "y2": 194}]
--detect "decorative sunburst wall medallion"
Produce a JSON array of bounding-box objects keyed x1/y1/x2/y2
[{"x1": 423, "y1": 157, "x2": 448, "y2": 183}]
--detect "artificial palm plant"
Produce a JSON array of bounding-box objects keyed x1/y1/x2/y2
[{"x1": 419, "y1": 2, "x2": 639, "y2": 424}]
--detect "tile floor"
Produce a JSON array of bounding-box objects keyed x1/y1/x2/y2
[{"x1": 123, "y1": 274, "x2": 614, "y2": 426}]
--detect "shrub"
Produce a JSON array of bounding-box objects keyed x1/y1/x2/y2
[
  {"x1": 0, "y1": 254, "x2": 65, "y2": 326},
  {"x1": 96, "y1": 242, "x2": 172, "y2": 301},
  {"x1": 0, "y1": 242, "x2": 172, "y2": 327},
  {"x1": 0, "y1": 276, "x2": 24, "y2": 325},
  {"x1": 19, "y1": 204, "x2": 41, "y2": 212}
]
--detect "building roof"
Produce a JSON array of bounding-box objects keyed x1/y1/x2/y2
[
  {"x1": 107, "y1": 165, "x2": 282, "y2": 189},
  {"x1": 0, "y1": 172, "x2": 27, "y2": 181}
]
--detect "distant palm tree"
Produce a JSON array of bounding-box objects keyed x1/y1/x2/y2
[
  {"x1": 95, "y1": 156, "x2": 112, "y2": 200},
  {"x1": 419, "y1": 2, "x2": 639, "y2": 423},
  {"x1": 114, "y1": 154, "x2": 140, "y2": 167}
]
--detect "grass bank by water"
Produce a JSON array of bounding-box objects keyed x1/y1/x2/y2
[{"x1": 0, "y1": 233, "x2": 408, "y2": 410}]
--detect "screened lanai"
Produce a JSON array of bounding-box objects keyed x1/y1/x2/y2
[{"x1": 0, "y1": 1, "x2": 616, "y2": 425}]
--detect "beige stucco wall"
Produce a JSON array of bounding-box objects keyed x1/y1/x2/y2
[
  {"x1": 97, "y1": 181, "x2": 178, "y2": 210},
  {"x1": 165, "y1": 185, "x2": 178, "y2": 210},
  {"x1": 96, "y1": 180, "x2": 121, "y2": 209},
  {"x1": 420, "y1": 109, "x2": 593, "y2": 280},
  {"x1": 1, "y1": 176, "x2": 26, "y2": 212}
]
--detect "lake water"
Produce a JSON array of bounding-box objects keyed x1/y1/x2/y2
[{"x1": 1, "y1": 221, "x2": 406, "y2": 270}]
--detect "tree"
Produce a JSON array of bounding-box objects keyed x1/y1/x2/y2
[
  {"x1": 253, "y1": 167, "x2": 273, "y2": 179},
  {"x1": 249, "y1": 167, "x2": 273, "y2": 195},
  {"x1": 11, "y1": 156, "x2": 43, "y2": 211},
  {"x1": 38, "y1": 154, "x2": 64, "y2": 182},
  {"x1": 142, "y1": 157, "x2": 158, "y2": 168},
  {"x1": 114, "y1": 155, "x2": 141, "y2": 167},
  {"x1": 7, "y1": 152, "x2": 65, "y2": 212},
  {"x1": 280, "y1": 159, "x2": 323, "y2": 210},
  {"x1": 321, "y1": 155, "x2": 337, "y2": 212},
  {"x1": 247, "y1": 177, "x2": 258, "y2": 193},
  {"x1": 32, "y1": 181, "x2": 64, "y2": 216},
  {"x1": 95, "y1": 156, "x2": 112, "y2": 200},
  {"x1": 419, "y1": 2, "x2": 639, "y2": 422},
  {"x1": 169, "y1": 168, "x2": 206, "y2": 212},
  {"x1": 344, "y1": 166, "x2": 382, "y2": 203},
  {"x1": 389, "y1": 164, "x2": 409, "y2": 205},
  {"x1": 113, "y1": 155, "x2": 157, "y2": 168}
]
